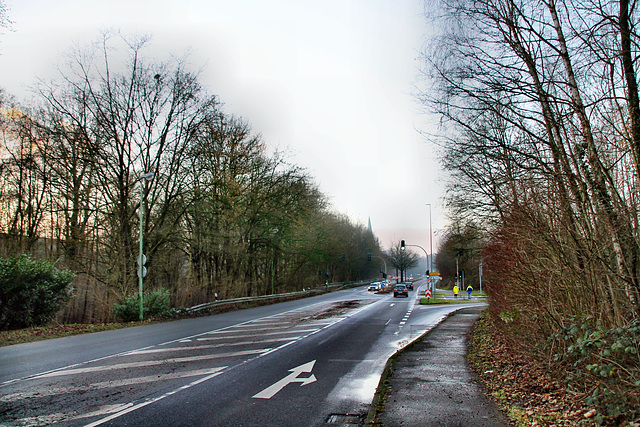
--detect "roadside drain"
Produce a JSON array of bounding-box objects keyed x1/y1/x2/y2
[{"x1": 326, "y1": 413, "x2": 363, "y2": 426}]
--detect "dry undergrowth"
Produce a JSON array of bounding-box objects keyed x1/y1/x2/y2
[{"x1": 468, "y1": 310, "x2": 610, "y2": 426}]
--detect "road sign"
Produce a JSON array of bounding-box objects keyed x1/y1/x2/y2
[
  {"x1": 137, "y1": 254, "x2": 147, "y2": 266},
  {"x1": 429, "y1": 272, "x2": 440, "y2": 276},
  {"x1": 253, "y1": 360, "x2": 317, "y2": 399},
  {"x1": 137, "y1": 266, "x2": 147, "y2": 278},
  {"x1": 425, "y1": 289, "x2": 432, "y2": 298}
]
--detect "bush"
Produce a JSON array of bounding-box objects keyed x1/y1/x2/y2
[
  {"x1": 0, "y1": 254, "x2": 75, "y2": 330},
  {"x1": 113, "y1": 289, "x2": 171, "y2": 322},
  {"x1": 549, "y1": 316, "x2": 640, "y2": 424}
]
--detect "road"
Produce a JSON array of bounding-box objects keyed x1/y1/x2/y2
[{"x1": 0, "y1": 280, "x2": 475, "y2": 426}]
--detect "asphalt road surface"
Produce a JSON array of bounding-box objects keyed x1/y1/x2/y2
[{"x1": 0, "y1": 280, "x2": 477, "y2": 426}]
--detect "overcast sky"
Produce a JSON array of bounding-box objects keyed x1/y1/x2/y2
[{"x1": 0, "y1": 0, "x2": 446, "y2": 257}]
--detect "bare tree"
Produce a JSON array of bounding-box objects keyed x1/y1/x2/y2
[
  {"x1": 38, "y1": 32, "x2": 219, "y2": 294},
  {"x1": 387, "y1": 241, "x2": 419, "y2": 282}
]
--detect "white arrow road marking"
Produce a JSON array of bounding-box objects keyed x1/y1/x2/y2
[{"x1": 252, "y1": 360, "x2": 317, "y2": 399}]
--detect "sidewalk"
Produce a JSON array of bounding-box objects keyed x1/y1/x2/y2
[{"x1": 371, "y1": 306, "x2": 510, "y2": 426}]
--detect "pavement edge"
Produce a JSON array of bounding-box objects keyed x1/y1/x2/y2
[{"x1": 363, "y1": 309, "x2": 461, "y2": 425}]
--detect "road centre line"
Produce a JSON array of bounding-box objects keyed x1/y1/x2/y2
[
  {"x1": 1, "y1": 367, "x2": 227, "y2": 403},
  {"x1": 35, "y1": 349, "x2": 268, "y2": 379}
]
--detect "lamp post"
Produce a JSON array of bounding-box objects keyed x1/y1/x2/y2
[
  {"x1": 270, "y1": 228, "x2": 278, "y2": 295},
  {"x1": 138, "y1": 172, "x2": 154, "y2": 321},
  {"x1": 426, "y1": 203, "x2": 433, "y2": 293}
]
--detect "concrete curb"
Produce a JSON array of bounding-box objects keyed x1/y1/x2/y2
[
  {"x1": 365, "y1": 306, "x2": 509, "y2": 427},
  {"x1": 364, "y1": 310, "x2": 459, "y2": 425}
]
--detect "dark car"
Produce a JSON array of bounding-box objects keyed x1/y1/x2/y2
[
  {"x1": 405, "y1": 282, "x2": 414, "y2": 291},
  {"x1": 393, "y1": 284, "x2": 408, "y2": 297}
]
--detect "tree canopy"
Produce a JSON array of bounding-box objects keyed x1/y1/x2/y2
[{"x1": 0, "y1": 32, "x2": 384, "y2": 323}]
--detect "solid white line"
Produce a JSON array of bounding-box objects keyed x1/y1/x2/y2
[
  {"x1": 239, "y1": 319, "x2": 294, "y2": 325},
  {"x1": 1, "y1": 302, "x2": 340, "y2": 387},
  {"x1": 36, "y1": 349, "x2": 268, "y2": 378},
  {"x1": 83, "y1": 298, "x2": 381, "y2": 425},
  {"x1": 1, "y1": 368, "x2": 226, "y2": 403},
  {"x1": 196, "y1": 328, "x2": 319, "y2": 341},
  {"x1": 209, "y1": 322, "x2": 291, "y2": 335},
  {"x1": 83, "y1": 370, "x2": 225, "y2": 427},
  {"x1": 129, "y1": 338, "x2": 296, "y2": 355},
  {"x1": 9, "y1": 298, "x2": 381, "y2": 426}
]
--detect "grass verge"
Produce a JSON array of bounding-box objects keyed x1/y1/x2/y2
[
  {"x1": 419, "y1": 297, "x2": 460, "y2": 304},
  {"x1": 0, "y1": 322, "x2": 145, "y2": 346},
  {"x1": 0, "y1": 290, "x2": 324, "y2": 347}
]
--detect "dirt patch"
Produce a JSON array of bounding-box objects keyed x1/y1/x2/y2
[{"x1": 309, "y1": 300, "x2": 364, "y2": 320}]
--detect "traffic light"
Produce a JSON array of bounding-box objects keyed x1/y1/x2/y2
[
  {"x1": 401, "y1": 240, "x2": 405, "y2": 251},
  {"x1": 426, "y1": 269, "x2": 430, "y2": 276},
  {"x1": 367, "y1": 253, "x2": 372, "y2": 261}
]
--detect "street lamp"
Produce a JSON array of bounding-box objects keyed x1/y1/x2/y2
[
  {"x1": 270, "y1": 228, "x2": 278, "y2": 295},
  {"x1": 138, "y1": 172, "x2": 154, "y2": 321},
  {"x1": 426, "y1": 204, "x2": 433, "y2": 293}
]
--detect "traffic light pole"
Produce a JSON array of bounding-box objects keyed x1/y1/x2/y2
[
  {"x1": 401, "y1": 241, "x2": 434, "y2": 294},
  {"x1": 371, "y1": 255, "x2": 387, "y2": 279}
]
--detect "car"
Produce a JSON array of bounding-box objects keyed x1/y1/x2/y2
[
  {"x1": 368, "y1": 283, "x2": 380, "y2": 291},
  {"x1": 405, "y1": 282, "x2": 414, "y2": 291},
  {"x1": 393, "y1": 284, "x2": 408, "y2": 297}
]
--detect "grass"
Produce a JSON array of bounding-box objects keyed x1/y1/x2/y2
[
  {"x1": 419, "y1": 298, "x2": 459, "y2": 304},
  {"x1": 0, "y1": 291, "x2": 320, "y2": 347}
]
